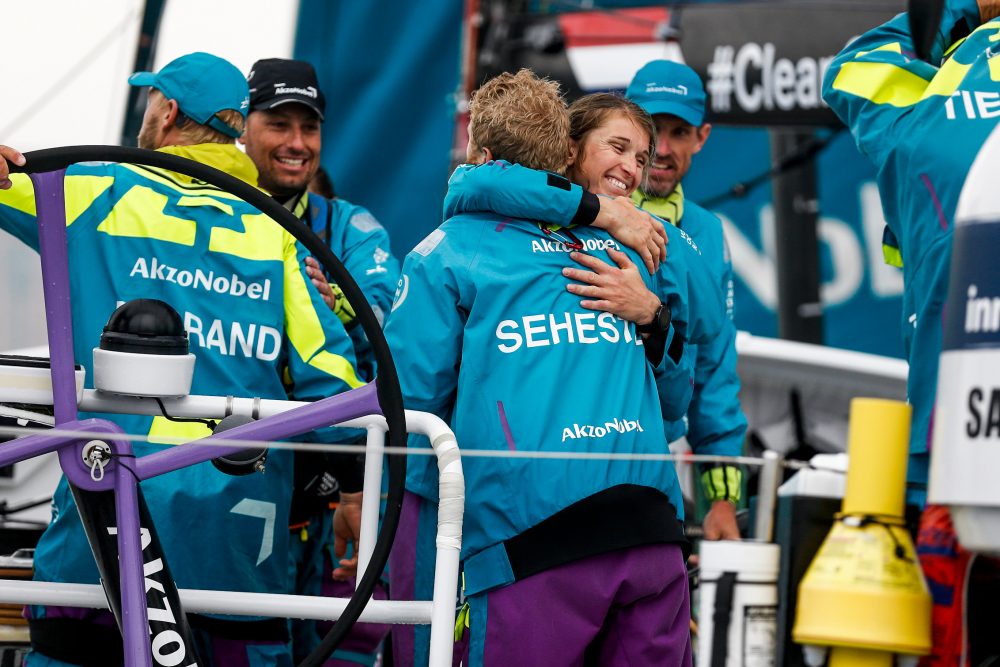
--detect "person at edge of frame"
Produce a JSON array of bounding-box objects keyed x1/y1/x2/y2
[
  {"x1": 823, "y1": 1, "x2": 1000, "y2": 664},
  {"x1": 0, "y1": 52, "x2": 365, "y2": 667}
]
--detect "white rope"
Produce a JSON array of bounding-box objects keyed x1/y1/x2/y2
[{"x1": 0, "y1": 420, "x2": 790, "y2": 466}]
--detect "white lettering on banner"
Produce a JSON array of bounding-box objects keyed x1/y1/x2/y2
[
  {"x1": 129, "y1": 257, "x2": 271, "y2": 302},
  {"x1": 561, "y1": 417, "x2": 644, "y2": 442},
  {"x1": 719, "y1": 185, "x2": 903, "y2": 310},
  {"x1": 496, "y1": 312, "x2": 641, "y2": 353},
  {"x1": 183, "y1": 312, "x2": 281, "y2": 361},
  {"x1": 707, "y1": 42, "x2": 833, "y2": 114},
  {"x1": 965, "y1": 284, "x2": 1000, "y2": 333}
]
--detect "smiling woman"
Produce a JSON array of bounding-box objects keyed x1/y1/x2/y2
[{"x1": 566, "y1": 93, "x2": 655, "y2": 198}]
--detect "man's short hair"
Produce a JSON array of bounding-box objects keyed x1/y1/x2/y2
[
  {"x1": 468, "y1": 69, "x2": 569, "y2": 174},
  {"x1": 147, "y1": 90, "x2": 246, "y2": 146}
]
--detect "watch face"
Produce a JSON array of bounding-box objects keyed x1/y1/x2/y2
[
  {"x1": 638, "y1": 303, "x2": 669, "y2": 335},
  {"x1": 657, "y1": 304, "x2": 671, "y2": 332}
]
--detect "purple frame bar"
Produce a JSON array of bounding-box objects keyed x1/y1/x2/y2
[
  {"x1": 135, "y1": 380, "x2": 382, "y2": 480},
  {"x1": 0, "y1": 418, "x2": 126, "y2": 492},
  {"x1": 0, "y1": 169, "x2": 388, "y2": 667},
  {"x1": 30, "y1": 170, "x2": 79, "y2": 426},
  {"x1": 115, "y1": 454, "x2": 150, "y2": 665}
]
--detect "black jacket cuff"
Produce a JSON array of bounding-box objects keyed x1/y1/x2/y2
[{"x1": 570, "y1": 190, "x2": 600, "y2": 226}]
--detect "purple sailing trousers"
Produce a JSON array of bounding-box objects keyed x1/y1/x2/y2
[{"x1": 391, "y1": 491, "x2": 691, "y2": 667}]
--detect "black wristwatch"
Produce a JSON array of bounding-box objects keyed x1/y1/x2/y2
[{"x1": 636, "y1": 301, "x2": 671, "y2": 335}]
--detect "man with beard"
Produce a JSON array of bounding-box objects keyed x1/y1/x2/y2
[
  {"x1": 241, "y1": 58, "x2": 398, "y2": 665},
  {"x1": 625, "y1": 60, "x2": 746, "y2": 540}
]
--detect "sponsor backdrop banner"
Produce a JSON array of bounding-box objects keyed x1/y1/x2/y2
[
  {"x1": 680, "y1": 1, "x2": 905, "y2": 125},
  {"x1": 684, "y1": 127, "x2": 904, "y2": 358},
  {"x1": 295, "y1": 0, "x2": 905, "y2": 358},
  {"x1": 294, "y1": 0, "x2": 463, "y2": 262}
]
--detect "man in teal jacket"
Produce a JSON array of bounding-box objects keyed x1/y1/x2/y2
[
  {"x1": 242, "y1": 57, "x2": 397, "y2": 665},
  {"x1": 626, "y1": 60, "x2": 747, "y2": 540},
  {"x1": 386, "y1": 69, "x2": 695, "y2": 667},
  {"x1": 823, "y1": 1, "x2": 1000, "y2": 662},
  {"x1": 1, "y1": 52, "x2": 363, "y2": 667}
]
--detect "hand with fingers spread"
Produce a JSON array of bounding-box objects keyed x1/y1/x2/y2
[
  {"x1": 0, "y1": 146, "x2": 26, "y2": 190},
  {"x1": 592, "y1": 196, "x2": 668, "y2": 274},
  {"x1": 563, "y1": 248, "x2": 661, "y2": 324},
  {"x1": 304, "y1": 256, "x2": 337, "y2": 311}
]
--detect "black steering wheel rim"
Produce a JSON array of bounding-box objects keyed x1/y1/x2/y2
[{"x1": 11, "y1": 145, "x2": 406, "y2": 667}]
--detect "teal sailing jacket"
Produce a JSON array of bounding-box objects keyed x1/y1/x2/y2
[
  {"x1": 823, "y1": 0, "x2": 997, "y2": 492},
  {"x1": 0, "y1": 143, "x2": 361, "y2": 601}
]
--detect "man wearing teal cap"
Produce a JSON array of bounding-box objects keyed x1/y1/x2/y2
[
  {"x1": 129, "y1": 51, "x2": 249, "y2": 142},
  {"x1": 626, "y1": 60, "x2": 748, "y2": 541},
  {"x1": 0, "y1": 52, "x2": 364, "y2": 667}
]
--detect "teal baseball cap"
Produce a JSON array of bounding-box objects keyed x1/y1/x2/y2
[
  {"x1": 626, "y1": 60, "x2": 706, "y2": 127},
  {"x1": 129, "y1": 52, "x2": 249, "y2": 138}
]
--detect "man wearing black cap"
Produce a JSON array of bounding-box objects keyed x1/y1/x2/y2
[
  {"x1": 242, "y1": 57, "x2": 399, "y2": 665},
  {"x1": 243, "y1": 58, "x2": 399, "y2": 351}
]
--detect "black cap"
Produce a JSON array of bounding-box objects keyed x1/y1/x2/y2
[{"x1": 247, "y1": 58, "x2": 325, "y2": 120}]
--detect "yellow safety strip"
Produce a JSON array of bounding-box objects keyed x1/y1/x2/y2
[
  {"x1": 856, "y1": 42, "x2": 903, "y2": 58},
  {"x1": 283, "y1": 241, "x2": 365, "y2": 389},
  {"x1": 836, "y1": 22, "x2": 1000, "y2": 107},
  {"x1": 0, "y1": 175, "x2": 39, "y2": 216},
  {"x1": 95, "y1": 186, "x2": 196, "y2": 246},
  {"x1": 292, "y1": 192, "x2": 309, "y2": 219},
  {"x1": 330, "y1": 284, "x2": 357, "y2": 326},
  {"x1": 882, "y1": 244, "x2": 904, "y2": 268},
  {"x1": 921, "y1": 56, "x2": 972, "y2": 99},
  {"x1": 209, "y1": 212, "x2": 286, "y2": 262},
  {"x1": 177, "y1": 195, "x2": 234, "y2": 216},
  {"x1": 147, "y1": 417, "x2": 213, "y2": 446},
  {"x1": 943, "y1": 37, "x2": 967, "y2": 59},
  {"x1": 120, "y1": 164, "x2": 249, "y2": 201},
  {"x1": 832, "y1": 62, "x2": 930, "y2": 107},
  {"x1": 454, "y1": 603, "x2": 470, "y2": 642},
  {"x1": 64, "y1": 175, "x2": 115, "y2": 227}
]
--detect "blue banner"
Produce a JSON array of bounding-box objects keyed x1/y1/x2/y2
[
  {"x1": 685, "y1": 127, "x2": 904, "y2": 358},
  {"x1": 294, "y1": 1, "x2": 905, "y2": 359},
  {"x1": 294, "y1": 0, "x2": 463, "y2": 261}
]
